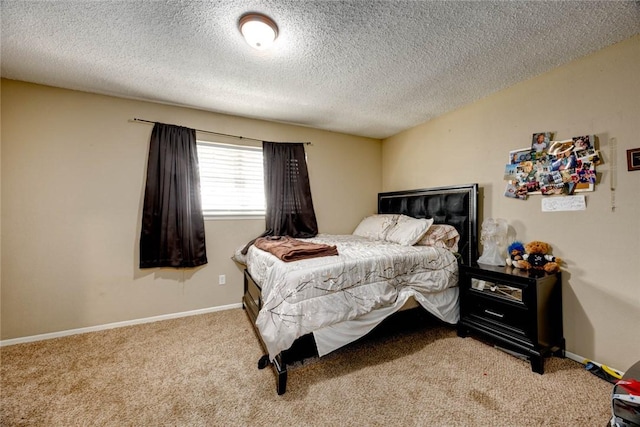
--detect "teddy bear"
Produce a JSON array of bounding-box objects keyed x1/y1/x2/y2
[
  {"x1": 519, "y1": 240, "x2": 561, "y2": 273},
  {"x1": 506, "y1": 241, "x2": 527, "y2": 269}
]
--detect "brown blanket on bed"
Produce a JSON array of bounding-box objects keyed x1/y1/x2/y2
[{"x1": 254, "y1": 236, "x2": 338, "y2": 262}]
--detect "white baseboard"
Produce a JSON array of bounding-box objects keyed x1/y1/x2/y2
[
  {"x1": 0, "y1": 303, "x2": 243, "y2": 347},
  {"x1": 565, "y1": 350, "x2": 624, "y2": 376},
  {"x1": 564, "y1": 350, "x2": 587, "y2": 364}
]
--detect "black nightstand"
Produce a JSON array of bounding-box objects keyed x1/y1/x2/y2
[{"x1": 457, "y1": 263, "x2": 565, "y2": 374}]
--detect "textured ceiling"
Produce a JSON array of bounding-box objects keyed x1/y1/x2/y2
[{"x1": 2, "y1": 1, "x2": 639, "y2": 139}]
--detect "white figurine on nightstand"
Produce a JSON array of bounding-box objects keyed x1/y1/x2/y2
[{"x1": 477, "y1": 218, "x2": 508, "y2": 266}]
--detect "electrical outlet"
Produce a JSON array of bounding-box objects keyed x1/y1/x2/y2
[{"x1": 218, "y1": 274, "x2": 226, "y2": 285}]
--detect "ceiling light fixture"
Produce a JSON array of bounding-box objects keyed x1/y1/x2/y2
[{"x1": 239, "y1": 13, "x2": 279, "y2": 50}]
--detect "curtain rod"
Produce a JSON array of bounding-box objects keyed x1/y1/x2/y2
[{"x1": 131, "y1": 118, "x2": 311, "y2": 145}]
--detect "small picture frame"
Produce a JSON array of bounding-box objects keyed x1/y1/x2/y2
[{"x1": 628, "y1": 148, "x2": 640, "y2": 171}]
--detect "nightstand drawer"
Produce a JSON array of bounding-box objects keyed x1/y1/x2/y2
[
  {"x1": 470, "y1": 278, "x2": 525, "y2": 304},
  {"x1": 467, "y1": 296, "x2": 529, "y2": 335}
]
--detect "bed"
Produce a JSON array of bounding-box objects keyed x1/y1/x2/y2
[{"x1": 241, "y1": 183, "x2": 479, "y2": 394}]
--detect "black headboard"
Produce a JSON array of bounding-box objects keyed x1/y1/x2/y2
[{"x1": 377, "y1": 183, "x2": 479, "y2": 266}]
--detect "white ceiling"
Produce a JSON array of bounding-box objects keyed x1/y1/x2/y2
[{"x1": 2, "y1": 1, "x2": 639, "y2": 139}]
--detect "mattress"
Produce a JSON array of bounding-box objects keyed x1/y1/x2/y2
[{"x1": 245, "y1": 234, "x2": 459, "y2": 360}]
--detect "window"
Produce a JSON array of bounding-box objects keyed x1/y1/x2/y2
[{"x1": 197, "y1": 141, "x2": 265, "y2": 217}]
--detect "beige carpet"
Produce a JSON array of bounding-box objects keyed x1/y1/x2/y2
[{"x1": 1, "y1": 308, "x2": 612, "y2": 426}]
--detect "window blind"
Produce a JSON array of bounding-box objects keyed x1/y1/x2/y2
[{"x1": 197, "y1": 141, "x2": 265, "y2": 216}]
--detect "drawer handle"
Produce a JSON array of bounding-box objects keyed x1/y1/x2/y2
[{"x1": 484, "y1": 309, "x2": 504, "y2": 318}]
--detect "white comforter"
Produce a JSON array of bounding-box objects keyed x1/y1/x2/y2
[{"x1": 246, "y1": 234, "x2": 459, "y2": 360}]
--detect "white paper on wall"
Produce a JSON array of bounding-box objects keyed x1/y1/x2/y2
[{"x1": 541, "y1": 195, "x2": 586, "y2": 212}]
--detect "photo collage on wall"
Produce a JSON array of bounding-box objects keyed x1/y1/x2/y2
[{"x1": 504, "y1": 133, "x2": 602, "y2": 200}]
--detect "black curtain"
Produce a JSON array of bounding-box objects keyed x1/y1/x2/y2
[
  {"x1": 139, "y1": 123, "x2": 207, "y2": 268},
  {"x1": 242, "y1": 142, "x2": 318, "y2": 254},
  {"x1": 263, "y1": 141, "x2": 318, "y2": 237}
]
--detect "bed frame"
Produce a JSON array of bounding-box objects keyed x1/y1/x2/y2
[{"x1": 242, "y1": 183, "x2": 479, "y2": 394}]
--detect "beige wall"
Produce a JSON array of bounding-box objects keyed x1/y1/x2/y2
[
  {"x1": 383, "y1": 35, "x2": 640, "y2": 370},
  {"x1": 2, "y1": 36, "x2": 638, "y2": 371},
  {"x1": 0, "y1": 80, "x2": 381, "y2": 340}
]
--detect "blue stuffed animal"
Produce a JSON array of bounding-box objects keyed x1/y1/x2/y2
[{"x1": 506, "y1": 241, "x2": 526, "y2": 269}]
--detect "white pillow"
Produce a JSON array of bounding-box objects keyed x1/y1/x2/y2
[
  {"x1": 352, "y1": 214, "x2": 399, "y2": 241},
  {"x1": 231, "y1": 244, "x2": 248, "y2": 265},
  {"x1": 385, "y1": 215, "x2": 434, "y2": 246}
]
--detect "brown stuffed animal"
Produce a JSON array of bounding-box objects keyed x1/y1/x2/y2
[{"x1": 519, "y1": 241, "x2": 561, "y2": 273}]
